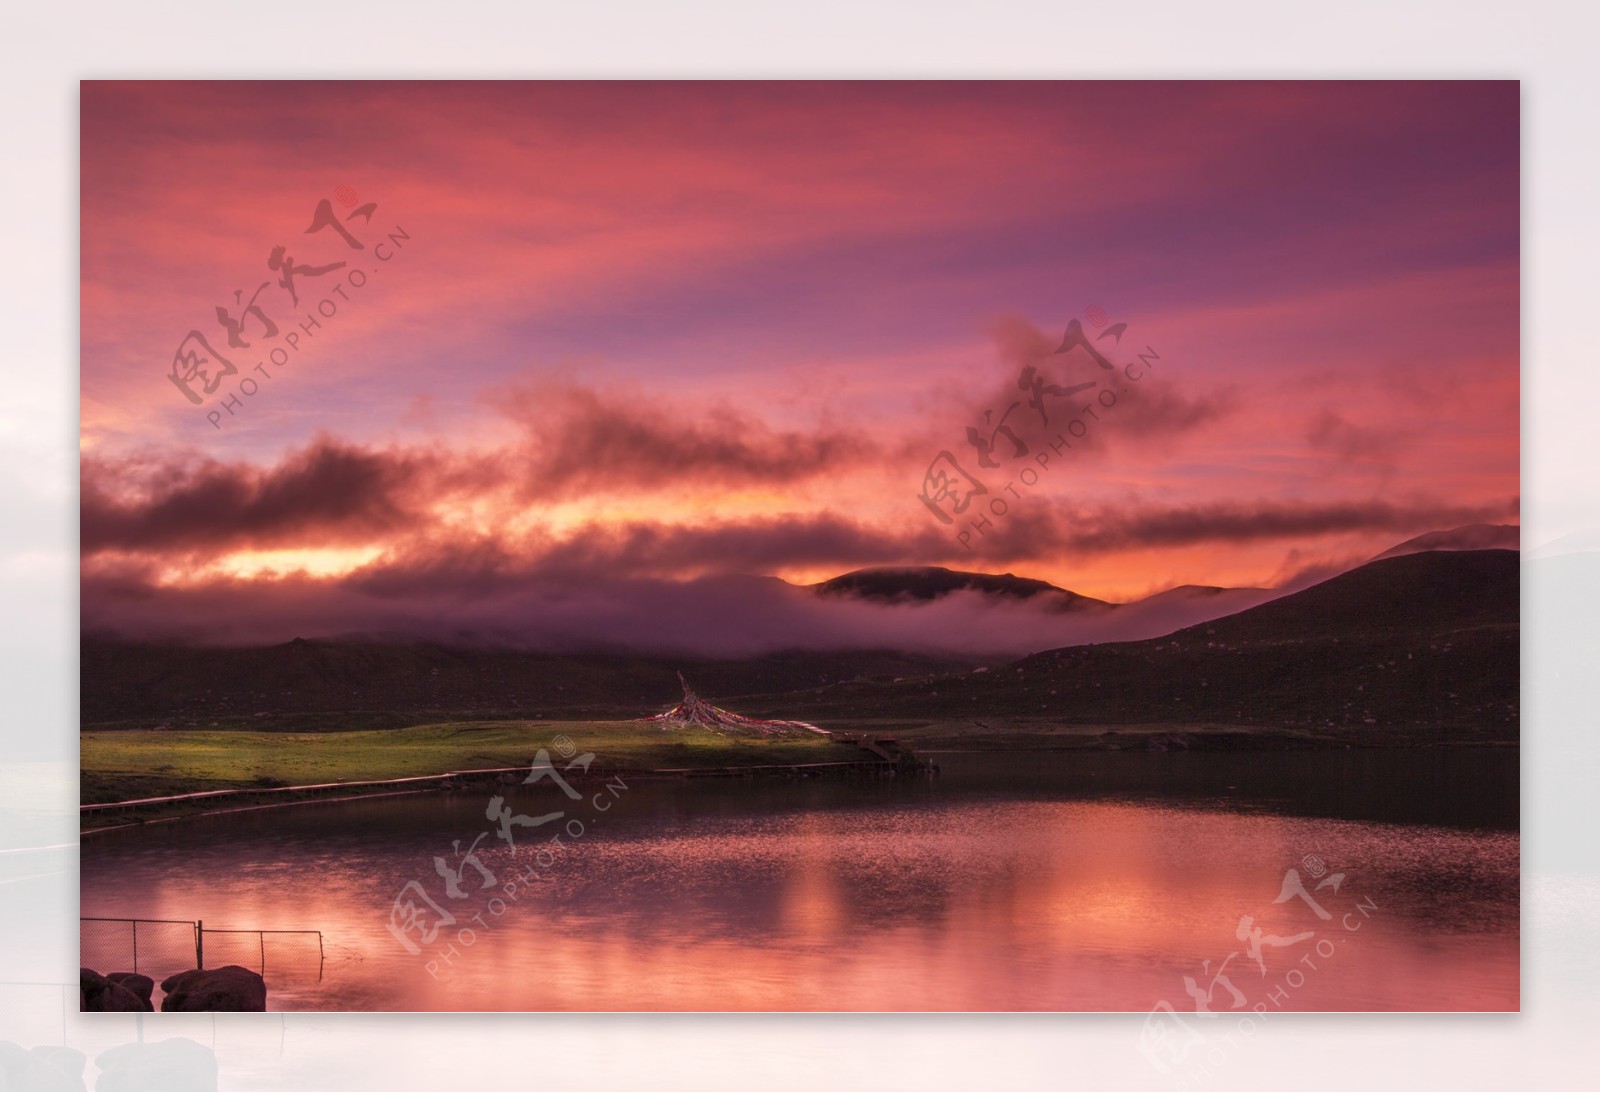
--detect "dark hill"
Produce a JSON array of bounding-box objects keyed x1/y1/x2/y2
[
  {"x1": 79, "y1": 639, "x2": 982, "y2": 730},
  {"x1": 812, "y1": 566, "x2": 1110, "y2": 610},
  {"x1": 1171, "y1": 547, "x2": 1517, "y2": 642},
  {"x1": 760, "y1": 550, "x2": 1519, "y2": 740},
  {"x1": 82, "y1": 551, "x2": 1518, "y2": 743}
]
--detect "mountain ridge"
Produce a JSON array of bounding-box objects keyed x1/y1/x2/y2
[
  {"x1": 810, "y1": 565, "x2": 1110, "y2": 611},
  {"x1": 752, "y1": 549, "x2": 1519, "y2": 737},
  {"x1": 82, "y1": 548, "x2": 1519, "y2": 739}
]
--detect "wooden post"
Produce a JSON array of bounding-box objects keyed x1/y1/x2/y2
[
  {"x1": 131, "y1": 919, "x2": 138, "y2": 973},
  {"x1": 195, "y1": 919, "x2": 204, "y2": 970}
]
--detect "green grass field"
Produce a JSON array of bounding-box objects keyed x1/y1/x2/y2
[
  {"x1": 80, "y1": 720, "x2": 860, "y2": 803},
  {"x1": 79, "y1": 716, "x2": 1409, "y2": 811}
]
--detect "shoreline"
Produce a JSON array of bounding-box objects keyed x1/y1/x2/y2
[
  {"x1": 79, "y1": 732, "x2": 1519, "y2": 836},
  {"x1": 79, "y1": 753, "x2": 921, "y2": 835}
]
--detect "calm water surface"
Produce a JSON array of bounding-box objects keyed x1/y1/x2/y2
[{"x1": 80, "y1": 749, "x2": 1518, "y2": 1011}]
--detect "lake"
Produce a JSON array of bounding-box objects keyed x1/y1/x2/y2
[{"x1": 79, "y1": 748, "x2": 1519, "y2": 1011}]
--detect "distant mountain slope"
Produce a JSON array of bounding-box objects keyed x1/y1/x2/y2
[
  {"x1": 811, "y1": 566, "x2": 1110, "y2": 610},
  {"x1": 1372, "y1": 523, "x2": 1519, "y2": 560},
  {"x1": 1177, "y1": 547, "x2": 1517, "y2": 642},
  {"x1": 765, "y1": 550, "x2": 1519, "y2": 738},
  {"x1": 79, "y1": 640, "x2": 982, "y2": 729},
  {"x1": 1137, "y1": 584, "x2": 1248, "y2": 601},
  {"x1": 1130, "y1": 583, "x2": 1276, "y2": 615},
  {"x1": 813, "y1": 527, "x2": 1517, "y2": 618},
  {"x1": 84, "y1": 550, "x2": 1520, "y2": 740}
]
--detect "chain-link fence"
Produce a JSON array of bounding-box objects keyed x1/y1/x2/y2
[
  {"x1": 79, "y1": 917, "x2": 200, "y2": 984},
  {"x1": 198, "y1": 928, "x2": 324, "y2": 983},
  {"x1": 80, "y1": 918, "x2": 324, "y2": 989}
]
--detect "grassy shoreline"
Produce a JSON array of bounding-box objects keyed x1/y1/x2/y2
[
  {"x1": 81, "y1": 720, "x2": 860, "y2": 802},
  {"x1": 81, "y1": 716, "x2": 1517, "y2": 809}
]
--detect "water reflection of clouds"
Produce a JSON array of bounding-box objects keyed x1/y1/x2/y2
[{"x1": 80, "y1": 796, "x2": 1517, "y2": 1012}]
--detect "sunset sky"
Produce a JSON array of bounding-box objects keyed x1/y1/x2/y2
[{"x1": 79, "y1": 81, "x2": 1520, "y2": 652}]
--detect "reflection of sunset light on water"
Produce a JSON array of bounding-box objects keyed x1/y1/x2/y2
[{"x1": 80, "y1": 792, "x2": 1518, "y2": 1011}]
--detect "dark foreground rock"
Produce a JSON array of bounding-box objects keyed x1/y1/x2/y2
[
  {"x1": 106, "y1": 972, "x2": 154, "y2": 1008},
  {"x1": 94, "y1": 1037, "x2": 218, "y2": 1091},
  {"x1": 158, "y1": 966, "x2": 266, "y2": 1012},
  {"x1": 78, "y1": 969, "x2": 150, "y2": 1012}
]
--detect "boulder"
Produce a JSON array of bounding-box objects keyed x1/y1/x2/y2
[
  {"x1": 105, "y1": 973, "x2": 154, "y2": 1008},
  {"x1": 158, "y1": 966, "x2": 266, "y2": 1012},
  {"x1": 78, "y1": 969, "x2": 150, "y2": 1012},
  {"x1": 94, "y1": 1037, "x2": 218, "y2": 1091}
]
